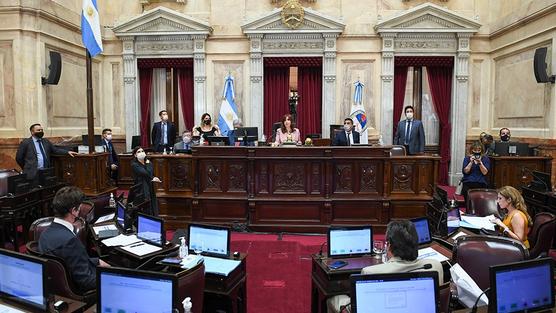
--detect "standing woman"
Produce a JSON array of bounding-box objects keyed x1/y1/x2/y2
[
  {"x1": 193, "y1": 113, "x2": 220, "y2": 140},
  {"x1": 461, "y1": 141, "x2": 490, "y2": 203},
  {"x1": 490, "y1": 186, "x2": 533, "y2": 248},
  {"x1": 131, "y1": 147, "x2": 161, "y2": 216},
  {"x1": 273, "y1": 114, "x2": 301, "y2": 145}
]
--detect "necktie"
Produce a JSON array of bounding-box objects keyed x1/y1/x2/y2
[
  {"x1": 37, "y1": 139, "x2": 49, "y2": 167},
  {"x1": 161, "y1": 123, "x2": 166, "y2": 145},
  {"x1": 347, "y1": 132, "x2": 351, "y2": 146},
  {"x1": 404, "y1": 120, "x2": 411, "y2": 145}
]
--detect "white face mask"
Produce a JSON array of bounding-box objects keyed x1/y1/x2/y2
[
  {"x1": 105, "y1": 134, "x2": 112, "y2": 141},
  {"x1": 136, "y1": 152, "x2": 146, "y2": 160},
  {"x1": 344, "y1": 124, "x2": 352, "y2": 132},
  {"x1": 183, "y1": 136, "x2": 191, "y2": 144},
  {"x1": 406, "y1": 112, "x2": 414, "y2": 120}
]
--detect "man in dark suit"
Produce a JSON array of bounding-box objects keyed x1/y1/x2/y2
[
  {"x1": 393, "y1": 106, "x2": 425, "y2": 155},
  {"x1": 16, "y1": 123, "x2": 77, "y2": 184},
  {"x1": 151, "y1": 110, "x2": 176, "y2": 153},
  {"x1": 38, "y1": 186, "x2": 110, "y2": 292},
  {"x1": 332, "y1": 117, "x2": 360, "y2": 146},
  {"x1": 102, "y1": 128, "x2": 119, "y2": 181}
]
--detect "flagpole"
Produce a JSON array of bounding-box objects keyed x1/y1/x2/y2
[{"x1": 86, "y1": 51, "x2": 95, "y2": 153}]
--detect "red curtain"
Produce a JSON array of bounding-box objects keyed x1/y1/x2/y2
[
  {"x1": 393, "y1": 66, "x2": 409, "y2": 139},
  {"x1": 263, "y1": 67, "x2": 290, "y2": 140},
  {"x1": 139, "y1": 68, "x2": 153, "y2": 147},
  {"x1": 427, "y1": 66, "x2": 453, "y2": 185},
  {"x1": 137, "y1": 58, "x2": 193, "y2": 69},
  {"x1": 297, "y1": 66, "x2": 322, "y2": 137},
  {"x1": 178, "y1": 68, "x2": 194, "y2": 131}
]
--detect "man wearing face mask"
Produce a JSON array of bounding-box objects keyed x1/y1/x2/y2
[
  {"x1": 393, "y1": 106, "x2": 425, "y2": 155},
  {"x1": 102, "y1": 128, "x2": 119, "y2": 181},
  {"x1": 499, "y1": 127, "x2": 511, "y2": 142},
  {"x1": 151, "y1": 110, "x2": 177, "y2": 153},
  {"x1": 174, "y1": 129, "x2": 193, "y2": 152},
  {"x1": 38, "y1": 186, "x2": 110, "y2": 292},
  {"x1": 16, "y1": 123, "x2": 78, "y2": 185},
  {"x1": 332, "y1": 118, "x2": 360, "y2": 146},
  {"x1": 461, "y1": 141, "x2": 490, "y2": 203}
]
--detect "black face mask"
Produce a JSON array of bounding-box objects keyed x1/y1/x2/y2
[
  {"x1": 473, "y1": 153, "x2": 481, "y2": 159},
  {"x1": 500, "y1": 135, "x2": 510, "y2": 142},
  {"x1": 35, "y1": 131, "x2": 44, "y2": 138},
  {"x1": 203, "y1": 119, "x2": 211, "y2": 125}
]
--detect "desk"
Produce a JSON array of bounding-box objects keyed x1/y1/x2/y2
[
  {"x1": 488, "y1": 156, "x2": 552, "y2": 189},
  {"x1": 310, "y1": 241, "x2": 452, "y2": 313},
  {"x1": 0, "y1": 295, "x2": 86, "y2": 313},
  {"x1": 0, "y1": 188, "x2": 43, "y2": 250}
]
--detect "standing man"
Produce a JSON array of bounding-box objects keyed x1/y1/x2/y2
[
  {"x1": 102, "y1": 128, "x2": 119, "y2": 181},
  {"x1": 16, "y1": 123, "x2": 77, "y2": 185},
  {"x1": 394, "y1": 105, "x2": 425, "y2": 155},
  {"x1": 151, "y1": 110, "x2": 176, "y2": 153},
  {"x1": 332, "y1": 118, "x2": 360, "y2": 146}
]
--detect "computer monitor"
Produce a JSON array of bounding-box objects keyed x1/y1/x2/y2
[
  {"x1": 81, "y1": 134, "x2": 103, "y2": 146},
  {"x1": 494, "y1": 141, "x2": 524, "y2": 156},
  {"x1": 188, "y1": 223, "x2": 231, "y2": 258},
  {"x1": 37, "y1": 167, "x2": 57, "y2": 187},
  {"x1": 0, "y1": 248, "x2": 47, "y2": 311},
  {"x1": 97, "y1": 266, "x2": 176, "y2": 313},
  {"x1": 115, "y1": 200, "x2": 126, "y2": 229},
  {"x1": 411, "y1": 217, "x2": 432, "y2": 246},
  {"x1": 446, "y1": 207, "x2": 461, "y2": 235},
  {"x1": 206, "y1": 136, "x2": 230, "y2": 146},
  {"x1": 350, "y1": 271, "x2": 439, "y2": 313},
  {"x1": 489, "y1": 258, "x2": 554, "y2": 313},
  {"x1": 7, "y1": 173, "x2": 30, "y2": 195},
  {"x1": 327, "y1": 225, "x2": 373, "y2": 258},
  {"x1": 127, "y1": 183, "x2": 145, "y2": 206},
  {"x1": 137, "y1": 213, "x2": 165, "y2": 247},
  {"x1": 234, "y1": 127, "x2": 259, "y2": 143},
  {"x1": 514, "y1": 143, "x2": 529, "y2": 156}
]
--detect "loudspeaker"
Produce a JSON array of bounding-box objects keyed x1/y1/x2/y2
[
  {"x1": 533, "y1": 47, "x2": 555, "y2": 83},
  {"x1": 41, "y1": 51, "x2": 62, "y2": 85}
]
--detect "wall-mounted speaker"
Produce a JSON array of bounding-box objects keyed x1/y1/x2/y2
[
  {"x1": 41, "y1": 51, "x2": 62, "y2": 85},
  {"x1": 533, "y1": 47, "x2": 555, "y2": 84}
]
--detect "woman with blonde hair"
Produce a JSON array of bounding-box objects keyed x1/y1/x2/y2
[{"x1": 490, "y1": 186, "x2": 533, "y2": 248}]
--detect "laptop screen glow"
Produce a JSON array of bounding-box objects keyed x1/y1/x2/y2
[
  {"x1": 329, "y1": 227, "x2": 372, "y2": 257},
  {"x1": 0, "y1": 251, "x2": 46, "y2": 310},
  {"x1": 137, "y1": 215, "x2": 163, "y2": 246},
  {"x1": 188, "y1": 225, "x2": 229, "y2": 257},
  {"x1": 412, "y1": 218, "x2": 432, "y2": 245}
]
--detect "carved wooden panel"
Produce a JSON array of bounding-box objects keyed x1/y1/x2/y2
[
  {"x1": 206, "y1": 164, "x2": 221, "y2": 192},
  {"x1": 334, "y1": 164, "x2": 353, "y2": 193},
  {"x1": 258, "y1": 162, "x2": 269, "y2": 194},
  {"x1": 392, "y1": 164, "x2": 413, "y2": 191},
  {"x1": 169, "y1": 159, "x2": 191, "y2": 190},
  {"x1": 61, "y1": 159, "x2": 77, "y2": 186},
  {"x1": 360, "y1": 163, "x2": 378, "y2": 192},
  {"x1": 228, "y1": 163, "x2": 247, "y2": 192},
  {"x1": 273, "y1": 163, "x2": 305, "y2": 193},
  {"x1": 311, "y1": 162, "x2": 321, "y2": 194}
]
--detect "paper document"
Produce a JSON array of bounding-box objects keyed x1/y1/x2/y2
[
  {"x1": 92, "y1": 224, "x2": 118, "y2": 235},
  {"x1": 0, "y1": 304, "x2": 25, "y2": 313},
  {"x1": 460, "y1": 214, "x2": 496, "y2": 230},
  {"x1": 451, "y1": 231, "x2": 468, "y2": 240},
  {"x1": 417, "y1": 247, "x2": 449, "y2": 262},
  {"x1": 120, "y1": 242, "x2": 162, "y2": 256},
  {"x1": 201, "y1": 255, "x2": 241, "y2": 276},
  {"x1": 181, "y1": 254, "x2": 204, "y2": 269},
  {"x1": 102, "y1": 234, "x2": 141, "y2": 247},
  {"x1": 95, "y1": 213, "x2": 115, "y2": 224}
]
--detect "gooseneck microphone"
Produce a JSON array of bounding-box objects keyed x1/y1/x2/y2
[
  {"x1": 317, "y1": 241, "x2": 327, "y2": 259},
  {"x1": 407, "y1": 263, "x2": 433, "y2": 272},
  {"x1": 470, "y1": 287, "x2": 490, "y2": 313}
]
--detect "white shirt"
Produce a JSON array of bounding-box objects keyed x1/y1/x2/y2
[
  {"x1": 344, "y1": 131, "x2": 354, "y2": 145},
  {"x1": 53, "y1": 217, "x2": 75, "y2": 235}
]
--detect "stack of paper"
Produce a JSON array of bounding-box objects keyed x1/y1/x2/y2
[
  {"x1": 92, "y1": 224, "x2": 118, "y2": 236},
  {"x1": 94, "y1": 213, "x2": 114, "y2": 224},
  {"x1": 460, "y1": 214, "x2": 496, "y2": 230},
  {"x1": 120, "y1": 242, "x2": 162, "y2": 256},
  {"x1": 417, "y1": 247, "x2": 449, "y2": 262},
  {"x1": 102, "y1": 234, "x2": 141, "y2": 247}
]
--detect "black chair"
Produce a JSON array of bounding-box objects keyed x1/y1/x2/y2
[
  {"x1": 528, "y1": 212, "x2": 556, "y2": 259},
  {"x1": 389, "y1": 145, "x2": 407, "y2": 157}
]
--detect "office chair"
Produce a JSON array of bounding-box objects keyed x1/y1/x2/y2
[
  {"x1": 466, "y1": 188, "x2": 499, "y2": 217},
  {"x1": 177, "y1": 262, "x2": 206, "y2": 313},
  {"x1": 389, "y1": 145, "x2": 407, "y2": 157},
  {"x1": 28, "y1": 216, "x2": 88, "y2": 247},
  {"x1": 528, "y1": 212, "x2": 556, "y2": 259}
]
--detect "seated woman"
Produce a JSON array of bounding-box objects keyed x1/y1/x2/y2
[
  {"x1": 273, "y1": 114, "x2": 301, "y2": 146},
  {"x1": 131, "y1": 146, "x2": 161, "y2": 216},
  {"x1": 490, "y1": 186, "x2": 532, "y2": 248},
  {"x1": 193, "y1": 113, "x2": 220, "y2": 140},
  {"x1": 461, "y1": 141, "x2": 490, "y2": 203}
]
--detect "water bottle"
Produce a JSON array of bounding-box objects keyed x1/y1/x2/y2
[
  {"x1": 109, "y1": 193, "x2": 116, "y2": 208},
  {"x1": 163, "y1": 147, "x2": 167, "y2": 155},
  {"x1": 179, "y1": 237, "x2": 188, "y2": 259},
  {"x1": 182, "y1": 297, "x2": 192, "y2": 313},
  {"x1": 378, "y1": 135, "x2": 384, "y2": 146},
  {"x1": 261, "y1": 134, "x2": 267, "y2": 142}
]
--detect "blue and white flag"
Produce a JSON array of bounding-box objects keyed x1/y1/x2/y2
[
  {"x1": 81, "y1": 0, "x2": 103, "y2": 57},
  {"x1": 350, "y1": 80, "x2": 369, "y2": 144},
  {"x1": 218, "y1": 74, "x2": 239, "y2": 136}
]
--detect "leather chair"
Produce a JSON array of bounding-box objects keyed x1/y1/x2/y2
[
  {"x1": 452, "y1": 235, "x2": 529, "y2": 290},
  {"x1": 466, "y1": 189, "x2": 499, "y2": 217},
  {"x1": 26, "y1": 241, "x2": 96, "y2": 305},
  {"x1": 86, "y1": 193, "x2": 111, "y2": 217},
  {"x1": 389, "y1": 145, "x2": 407, "y2": 157},
  {"x1": 28, "y1": 216, "x2": 87, "y2": 247},
  {"x1": 439, "y1": 282, "x2": 451, "y2": 313},
  {"x1": 177, "y1": 262, "x2": 206, "y2": 313},
  {"x1": 528, "y1": 212, "x2": 556, "y2": 259}
]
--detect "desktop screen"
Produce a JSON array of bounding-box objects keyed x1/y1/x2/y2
[
  {"x1": 352, "y1": 274, "x2": 438, "y2": 313},
  {"x1": 447, "y1": 207, "x2": 461, "y2": 234},
  {"x1": 492, "y1": 259, "x2": 554, "y2": 313},
  {"x1": 116, "y1": 201, "x2": 125, "y2": 228},
  {"x1": 188, "y1": 224, "x2": 230, "y2": 257},
  {"x1": 0, "y1": 250, "x2": 46, "y2": 310},
  {"x1": 328, "y1": 227, "x2": 372, "y2": 257},
  {"x1": 99, "y1": 270, "x2": 174, "y2": 313},
  {"x1": 137, "y1": 214, "x2": 163, "y2": 246},
  {"x1": 412, "y1": 218, "x2": 432, "y2": 245}
]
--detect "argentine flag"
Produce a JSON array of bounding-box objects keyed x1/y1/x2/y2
[
  {"x1": 218, "y1": 74, "x2": 239, "y2": 136},
  {"x1": 350, "y1": 80, "x2": 369, "y2": 144},
  {"x1": 81, "y1": 0, "x2": 103, "y2": 57}
]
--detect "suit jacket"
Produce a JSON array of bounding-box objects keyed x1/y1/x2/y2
[
  {"x1": 173, "y1": 140, "x2": 192, "y2": 151},
  {"x1": 332, "y1": 131, "x2": 360, "y2": 146},
  {"x1": 38, "y1": 222, "x2": 98, "y2": 292},
  {"x1": 151, "y1": 121, "x2": 176, "y2": 152},
  {"x1": 16, "y1": 137, "x2": 68, "y2": 180},
  {"x1": 393, "y1": 119, "x2": 425, "y2": 155},
  {"x1": 102, "y1": 139, "x2": 119, "y2": 166}
]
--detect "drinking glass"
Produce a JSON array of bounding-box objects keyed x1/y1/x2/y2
[
  {"x1": 193, "y1": 241, "x2": 203, "y2": 255},
  {"x1": 373, "y1": 240, "x2": 384, "y2": 258}
]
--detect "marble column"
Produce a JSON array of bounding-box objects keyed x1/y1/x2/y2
[
  {"x1": 122, "y1": 37, "x2": 138, "y2": 151},
  {"x1": 322, "y1": 34, "x2": 338, "y2": 138},
  {"x1": 193, "y1": 35, "x2": 207, "y2": 120},
  {"x1": 248, "y1": 35, "x2": 263, "y2": 137},
  {"x1": 380, "y1": 34, "x2": 396, "y2": 145}
]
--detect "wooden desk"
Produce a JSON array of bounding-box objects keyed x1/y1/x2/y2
[
  {"x1": 203, "y1": 254, "x2": 247, "y2": 313},
  {"x1": 310, "y1": 242, "x2": 452, "y2": 313},
  {"x1": 522, "y1": 186, "x2": 556, "y2": 216},
  {"x1": 488, "y1": 156, "x2": 552, "y2": 189}
]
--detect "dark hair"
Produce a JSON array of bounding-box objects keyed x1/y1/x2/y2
[
  {"x1": 182, "y1": 129, "x2": 192, "y2": 135},
  {"x1": 280, "y1": 114, "x2": 296, "y2": 134},
  {"x1": 344, "y1": 118, "x2": 354, "y2": 124},
  {"x1": 469, "y1": 141, "x2": 483, "y2": 154},
  {"x1": 29, "y1": 123, "x2": 41, "y2": 132},
  {"x1": 404, "y1": 105, "x2": 414, "y2": 114},
  {"x1": 52, "y1": 186, "x2": 84, "y2": 217},
  {"x1": 102, "y1": 128, "x2": 112, "y2": 134},
  {"x1": 159, "y1": 110, "x2": 167, "y2": 117},
  {"x1": 499, "y1": 127, "x2": 510, "y2": 136},
  {"x1": 201, "y1": 113, "x2": 211, "y2": 123},
  {"x1": 385, "y1": 220, "x2": 418, "y2": 261},
  {"x1": 132, "y1": 146, "x2": 144, "y2": 156}
]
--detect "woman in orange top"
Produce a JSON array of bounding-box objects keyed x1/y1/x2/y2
[{"x1": 490, "y1": 186, "x2": 532, "y2": 248}]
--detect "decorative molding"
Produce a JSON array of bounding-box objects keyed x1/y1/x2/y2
[
  {"x1": 335, "y1": 164, "x2": 353, "y2": 192},
  {"x1": 381, "y1": 75, "x2": 393, "y2": 82},
  {"x1": 229, "y1": 164, "x2": 247, "y2": 191},
  {"x1": 205, "y1": 164, "x2": 221, "y2": 191},
  {"x1": 394, "y1": 39, "x2": 456, "y2": 50},
  {"x1": 360, "y1": 164, "x2": 377, "y2": 192},
  {"x1": 262, "y1": 41, "x2": 323, "y2": 50},
  {"x1": 274, "y1": 164, "x2": 305, "y2": 192},
  {"x1": 392, "y1": 164, "x2": 413, "y2": 191}
]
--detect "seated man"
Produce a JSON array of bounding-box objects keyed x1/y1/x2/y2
[
  {"x1": 332, "y1": 118, "x2": 360, "y2": 146},
  {"x1": 38, "y1": 186, "x2": 109, "y2": 292},
  {"x1": 174, "y1": 129, "x2": 193, "y2": 152},
  {"x1": 327, "y1": 220, "x2": 444, "y2": 313}
]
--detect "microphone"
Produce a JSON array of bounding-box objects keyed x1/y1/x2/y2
[
  {"x1": 522, "y1": 167, "x2": 549, "y2": 191},
  {"x1": 470, "y1": 287, "x2": 490, "y2": 313},
  {"x1": 408, "y1": 263, "x2": 433, "y2": 272},
  {"x1": 317, "y1": 241, "x2": 327, "y2": 259}
]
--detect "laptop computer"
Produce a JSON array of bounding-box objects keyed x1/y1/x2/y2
[
  {"x1": 327, "y1": 225, "x2": 373, "y2": 258},
  {"x1": 411, "y1": 217, "x2": 433, "y2": 246},
  {"x1": 446, "y1": 206, "x2": 462, "y2": 236},
  {"x1": 136, "y1": 213, "x2": 165, "y2": 247},
  {"x1": 489, "y1": 258, "x2": 554, "y2": 313},
  {"x1": 350, "y1": 271, "x2": 440, "y2": 313},
  {"x1": 188, "y1": 223, "x2": 231, "y2": 258}
]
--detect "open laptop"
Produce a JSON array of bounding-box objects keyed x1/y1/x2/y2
[
  {"x1": 489, "y1": 258, "x2": 554, "y2": 313},
  {"x1": 350, "y1": 271, "x2": 440, "y2": 313},
  {"x1": 188, "y1": 223, "x2": 231, "y2": 258},
  {"x1": 136, "y1": 213, "x2": 165, "y2": 247},
  {"x1": 327, "y1": 225, "x2": 373, "y2": 258},
  {"x1": 0, "y1": 248, "x2": 47, "y2": 312},
  {"x1": 97, "y1": 266, "x2": 177, "y2": 313}
]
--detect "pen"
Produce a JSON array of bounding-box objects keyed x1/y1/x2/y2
[{"x1": 129, "y1": 242, "x2": 144, "y2": 248}]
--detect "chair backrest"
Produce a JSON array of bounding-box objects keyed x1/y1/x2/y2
[
  {"x1": 176, "y1": 262, "x2": 206, "y2": 313},
  {"x1": 79, "y1": 201, "x2": 95, "y2": 224},
  {"x1": 438, "y1": 282, "x2": 451, "y2": 313},
  {"x1": 29, "y1": 216, "x2": 87, "y2": 246},
  {"x1": 86, "y1": 193, "x2": 111, "y2": 217},
  {"x1": 528, "y1": 212, "x2": 556, "y2": 259},
  {"x1": 466, "y1": 189, "x2": 499, "y2": 217},
  {"x1": 389, "y1": 145, "x2": 407, "y2": 157},
  {"x1": 271, "y1": 122, "x2": 282, "y2": 142},
  {"x1": 452, "y1": 235, "x2": 529, "y2": 290}
]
